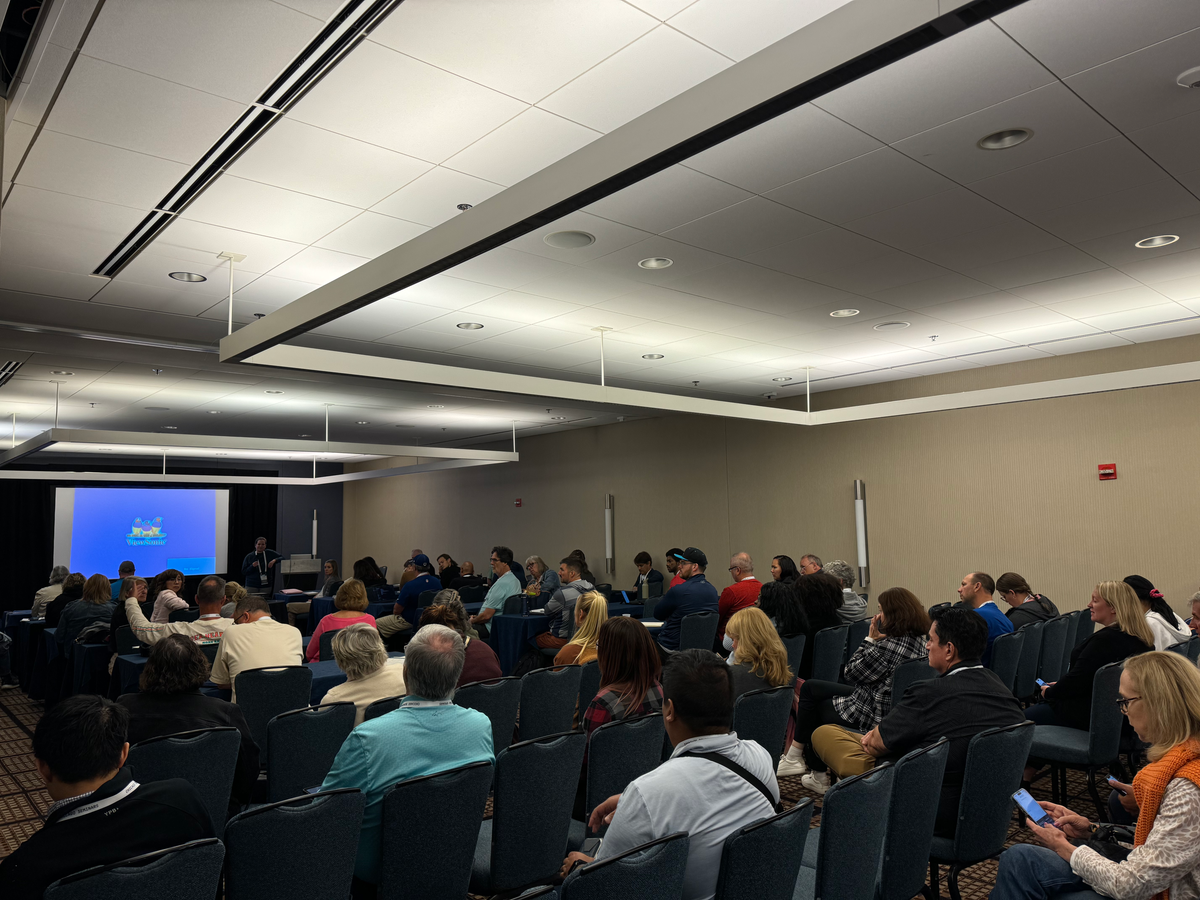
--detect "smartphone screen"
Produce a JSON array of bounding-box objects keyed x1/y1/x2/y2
[
  {"x1": 1013, "y1": 788, "x2": 1053, "y2": 826},
  {"x1": 1107, "y1": 776, "x2": 1127, "y2": 796},
  {"x1": 1036, "y1": 678, "x2": 1046, "y2": 687}
]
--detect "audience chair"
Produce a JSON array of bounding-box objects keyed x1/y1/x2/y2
[
  {"x1": 266, "y1": 701, "x2": 356, "y2": 801},
  {"x1": 714, "y1": 801, "x2": 812, "y2": 900},
  {"x1": 888, "y1": 657, "x2": 937, "y2": 715},
  {"x1": 114, "y1": 625, "x2": 140, "y2": 655},
  {"x1": 169, "y1": 607, "x2": 200, "y2": 623},
  {"x1": 794, "y1": 763, "x2": 895, "y2": 900},
  {"x1": 594, "y1": 583, "x2": 613, "y2": 595},
  {"x1": 224, "y1": 789, "x2": 364, "y2": 900},
  {"x1": 470, "y1": 731, "x2": 588, "y2": 896},
  {"x1": 1013, "y1": 621, "x2": 1044, "y2": 702},
  {"x1": 1037, "y1": 616, "x2": 1070, "y2": 684},
  {"x1": 877, "y1": 739, "x2": 950, "y2": 900},
  {"x1": 44, "y1": 839, "x2": 224, "y2": 900},
  {"x1": 578, "y1": 659, "x2": 601, "y2": 710},
  {"x1": 364, "y1": 694, "x2": 405, "y2": 721},
  {"x1": 1167, "y1": 640, "x2": 1190, "y2": 656},
  {"x1": 928, "y1": 721, "x2": 1036, "y2": 900},
  {"x1": 811, "y1": 624, "x2": 849, "y2": 683},
  {"x1": 1063, "y1": 610, "x2": 1082, "y2": 654},
  {"x1": 845, "y1": 618, "x2": 871, "y2": 664},
  {"x1": 503, "y1": 594, "x2": 526, "y2": 614},
  {"x1": 198, "y1": 642, "x2": 219, "y2": 666},
  {"x1": 318, "y1": 630, "x2": 337, "y2": 661},
  {"x1": 1188, "y1": 635, "x2": 1200, "y2": 665},
  {"x1": 235, "y1": 666, "x2": 314, "y2": 760},
  {"x1": 572, "y1": 713, "x2": 666, "y2": 846},
  {"x1": 456, "y1": 675, "x2": 522, "y2": 754},
  {"x1": 929, "y1": 602, "x2": 952, "y2": 613},
  {"x1": 986, "y1": 630, "x2": 1024, "y2": 695},
  {"x1": 1074, "y1": 611, "x2": 1095, "y2": 647},
  {"x1": 458, "y1": 584, "x2": 485, "y2": 604},
  {"x1": 679, "y1": 610, "x2": 719, "y2": 651},
  {"x1": 519, "y1": 664, "x2": 582, "y2": 741},
  {"x1": 379, "y1": 761, "x2": 493, "y2": 900},
  {"x1": 731, "y1": 684, "x2": 793, "y2": 770},
  {"x1": 562, "y1": 832, "x2": 690, "y2": 900},
  {"x1": 781, "y1": 634, "x2": 806, "y2": 680},
  {"x1": 1028, "y1": 661, "x2": 1125, "y2": 818},
  {"x1": 127, "y1": 727, "x2": 240, "y2": 836},
  {"x1": 418, "y1": 589, "x2": 438, "y2": 607}
]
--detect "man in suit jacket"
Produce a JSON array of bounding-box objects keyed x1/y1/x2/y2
[{"x1": 633, "y1": 551, "x2": 664, "y2": 598}]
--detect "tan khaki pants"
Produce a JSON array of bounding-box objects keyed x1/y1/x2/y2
[
  {"x1": 811, "y1": 724, "x2": 878, "y2": 778},
  {"x1": 286, "y1": 601, "x2": 310, "y2": 627}
]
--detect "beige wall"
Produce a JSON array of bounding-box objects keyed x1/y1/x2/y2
[{"x1": 345, "y1": 352, "x2": 1200, "y2": 620}]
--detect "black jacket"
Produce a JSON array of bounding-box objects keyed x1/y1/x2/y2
[
  {"x1": 1046, "y1": 625, "x2": 1151, "y2": 730},
  {"x1": 0, "y1": 768, "x2": 212, "y2": 899},
  {"x1": 44, "y1": 586, "x2": 83, "y2": 627},
  {"x1": 1005, "y1": 594, "x2": 1059, "y2": 630},
  {"x1": 117, "y1": 690, "x2": 260, "y2": 812},
  {"x1": 439, "y1": 565, "x2": 461, "y2": 589}
]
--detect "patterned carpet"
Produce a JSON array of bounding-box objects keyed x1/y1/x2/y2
[{"x1": 0, "y1": 687, "x2": 1104, "y2": 899}]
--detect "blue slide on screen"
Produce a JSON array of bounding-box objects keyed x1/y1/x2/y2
[{"x1": 54, "y1": 487, "x2": 230, "y2": 577}]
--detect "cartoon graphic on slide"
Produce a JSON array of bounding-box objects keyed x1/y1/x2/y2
[{"x1": 127, "y1": 517, "x2": 167, "y2": 546}]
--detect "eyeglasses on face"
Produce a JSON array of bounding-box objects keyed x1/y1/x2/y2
[{"x1": 1115, "y1": 696, "x2": 1141, "y2": 714}]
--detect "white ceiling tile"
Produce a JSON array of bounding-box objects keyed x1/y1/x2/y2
[
  {"x1": 999, "y1": 320, "x2": 1101, "y2": 344},
  {"x1": 963, "y1": 345, "x2": 1053, "y2": 365},
  {"x1": 707, "y1": 342, "x2": 802, "y2": 364},
  {"x1": 814, "y1": 22, "x2": 1054, "y2": 143},
  {"x1": 1118, "y1": 248, "x2": 1200, "y2": 285},
  {"x1": 314, "y1": 302, "x2": 442, "y2": 341},
  {"x1": 663, "y1": 260, "x2": 860, "y2": 316},
  {"x1": 2, "y1": 120, "x2": 35, "y2": 183},
  {"x1": 227, "y1": 118, "x2": 433, "y2": 209},
  {"x1": 684, "y1": 103, "x2": 882, "y2": 194},
  {"x1": 584, "y1": 237, "x2": 729, "y2": 284},
  {"x1": 2, "y1": 184, "x2": 147, "y2": 242},
  {"x1": 822, "y1": 339, "x2": 915, "y2": 361},
  {"x1": 485, "y1": 325, "x2": 591, "y2": 352},
  {"x1": 890, "y1": 357, "x2": 984, "y2": 377},
  {"x1": 918, "y1": 335, "x2": 1018, "y2": 357},
  {"x1": 446, "y1": 248, "x2": 583, "y2": 291},
  {"x1": 624, "y1": 0, "x2": 695, "y2": 19},
  {"x1": 964, "y1": 305, "x2": 1078, "y2": 334},
  {"x1": 0, "y1": 224, "x2": 124, "y2": 276},
  {"x1": 12, "y1": 42, "x2": 72, "y2": 127},
  {"x1": 1148, "y1": 274, "x2": 1200, "y2": 302},
  {"x1": 91, "y1": 279, "x2": 221, "y2": 316},
  {"x1": 808, "y1": 250, "x2": 951, "y2": 296},
  {"x1": 113, "y1": 249, "x2": 258, "y2": 298},
  {"x1": 1028, "y1": 179, "x2": 1200, "y2": 245},
  {"x1": 370, "y1": 0, "x2": 656, "y2": 104},
  {"x1": 518, "y1": 269, "x2": 641, "y2": 306},
  {"x1": 1049, "y1": 286, "x2": 1176, "y2": 319},
  {"x1": 459, "y1": 291, "x2": 584, "y2": 325},
  {"x1": 232, "y1": 274, "x2": 316, "y2": 308},
  {"x1": 45, "y1": 55, "x2": 246, "y2": 163},
  {"x1": 268, "y1": 247, "x2": 369, "y2": 285},
  {"x1": 1080, "y1": 302, "x2": 1193, "y2": 331},
  {"x1": 604, "y1": 322, "x2": 707, "y2": 351},
  {"x1": 746, "y1": 227, "x2": 889, "y2": 279},
  {"x1": 17, "y1": 130, "x2": 188, "y2": 209},
  {"x1": 0, "y1": 262, "x2": 106, "y2": 301},
  {"x1": 153, "y1": 219, "x2": 307, "y2": 274},
  {"x1": 1117, "y1": 317, "x2": 1200, "y2": 343},
  {"x1": 910, "y1": 219, "x2": 1064, "y2": 271},
  {"x1": 644, "y1": 333, "x2": 756, "y2": 358},
  {"x1": 387, "y1": 274, "x2": 508, "y2": 310},
  {"x1": 272, "y1": 0, "x2": 343, "y2": 20},
  {"x1": 372, "y1": 326, "x2": 486, "y2": 353},
  {"x1": 82, "y1": 0, "x2": 323, "y2": 103},
  {"x1": 413, "y1": 311, "x2": 530, "y2": 341},
  {"x1": 371, "y1": 167, "x2": 504, "y2": 227},
  {"x1": 182, "y1": 175, "x2": 359, "y2": 243},
  {"x1": 313, "y1": 212, "x2": 429, "y2": 258},
  {"x1": 585, "y1": 165, "x2": 752, "y2": 235},
  {"x1": 721, "y1": 315, "x2": 819, "y2": 344},
  {"x1": 844, "y1": 188, "x2": 1018, "y2": 256},
  {"x1": 1127, "y1": 108, "x2": 1200, "y2": 177},
  {"x1": 662, "y1": 197, "x2": 826, "y2": 259},
  {"x1": 290, "y1": 41, "x2": 527, "y2": 162},
  {"x1": 870, "y1": 273, "x2": 998, "y2": 310},
  {"x1": 538, "y1": 25, "x2": 731, "y2": 133},
  {"x1": 1071, "y1": 211, "x2": 1200, "y2": 268},
  {"x1": 669, "y1": 0, "x2": 851, "y2": 60},
  {"x1": 443, "y1": 107, "x2": 600, "y2": 187},
  {"x1": 965, "y1": 246, "x2": 1108, "y2": 289},
  {"x1": 922, "y1": 292, "x2": 1037, "y2": 323},
  {"x1": 507, "y1": 212, "x2": 653, "y2": 263},
  {"x1": 1008, "y1": 268, "x2": 1142, "y2": 304}
]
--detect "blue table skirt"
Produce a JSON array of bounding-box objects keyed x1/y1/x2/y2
[
  {"x1": 490, "y1": 615, "x2": 551, "y2": 675},
  {"x1": 72, "y1": 643, "x2": 110, "y2": 695},
  {"x1": 45, "y1": 627, "x2": 59, "y2": 663},
  {"x1": 22, "y1": 620, "x2": 47, "y2": 695},
  {"x1": 4, "y1": 611, "x2": 31, "y2": 682}
]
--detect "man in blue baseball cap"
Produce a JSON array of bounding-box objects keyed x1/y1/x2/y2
[
  {"x1": 395, "y1": 554, "x2": 443, "y2": 628},
  {"x1": 652, "y1": 547, "x2": 719, "y2": 656}
]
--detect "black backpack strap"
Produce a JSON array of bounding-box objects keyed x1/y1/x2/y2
[{"x1": 679, "y1": 750, "x2": 781, "y2": 813}]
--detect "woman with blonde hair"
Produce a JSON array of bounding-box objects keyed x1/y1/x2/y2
[
  {"x1": 554, "y1": 591, "x2": 607, "y2": 666},
  {"x1": 322, "y1": 624, "x2": 406, "y2": 726},
  {"x1": 305, "y1": 578, "x2": 377, "y2": 663},
  {"x1": 726, "y1": 606, "x2": 792, "y2": 698},
  {"x1": 994, "y1": 651, "x2": 1200, "y2": 899}
]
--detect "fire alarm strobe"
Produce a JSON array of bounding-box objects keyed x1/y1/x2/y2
[
  {"x1": 514, "y1": 498, "x2": 522, "y2": 507},
  {"x1": 1098, "y1": 464, "x2": 1117, "y2": 481}
]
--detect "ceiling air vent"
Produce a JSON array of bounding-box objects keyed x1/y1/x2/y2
[{"x1": 0, "y1": 361, "x2": 23, "y2": 388}]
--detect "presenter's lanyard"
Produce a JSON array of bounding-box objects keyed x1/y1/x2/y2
[
  {"x1": 58, "y1": 780, "x2": 140, "y2": 822},
  {"x1": 400, "y1": 699, "x2": 454, "y2": 709}
]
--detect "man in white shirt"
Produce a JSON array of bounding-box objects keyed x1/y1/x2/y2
[
  {"x1": 124, "y1": 574, "x2": 233, "y2": 645},
  {"x1": 560, "y1": 649, "x2": 779, "y2": 900},
  {"x1": 210, "y1": 595, "x2": 303, "y2": 701}
]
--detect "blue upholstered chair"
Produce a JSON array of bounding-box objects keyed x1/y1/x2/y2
[
  {"x1": 562, "y1": 832, "x2": 690, "y2": 900},
  {"x1": 456, "y1": 675, "x2": 522, "y2": 753},
  {"x1": 127, "y1": 727, "x2": 240, "y2": 836},
  {"x1": 1038, "y1": 616, "x2": 1071, "y2": 684},
  {"x1": 715, "y1": 799, "x2": 813, "y2": 900},
  {"x1": 877, "y1": 738, "x2": 950, "y2": 900},
  {"x1": 987, "y1": 630, "x2": 1024, "y2": 694},
  {"x1": 44, "y1": 839, "x2": 225, "y2": 900},
  {"x1": 234, "y1": 666, "x2": 313, "y2": 759},
  {"x1": 731, "y1": 684, "x2": 793, "y2": 770},
  {"x1": 266, "y1": 701, "x2": 356, "y2": 801},
  {"x1": 810, "y1": 625, "x2": 849, "y2": 682},
  {"x1": 364, "y1": 694, "x2": 405, "y2": 721},
  {"x1": 888, "y1": 657, "x2": 937, "y2": 714},
  {"x1": 519, "y1": 665, "x2": 582, "y2": 741},
  {"x1": 679, "y1": 610, "x2": 719, "y2": 651}
]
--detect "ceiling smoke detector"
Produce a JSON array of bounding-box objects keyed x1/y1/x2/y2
[
  {"x1": 829, "y1": 308, "x2": 860, "y2": 318},
  {"x1": 456, "y1": 203, "x2": 473, "y2": 211},
  {"x1": 543, "y1": 230, "x2": 595, "y2": 249},
  {"x1": 638, "y1": 257, "x2": 673, "y2": 269},
  {"x1": 169, "y1": 271, "x2": 207, "y2": 282},
  {"x1": 977, "y1": 128, "x2": 1032, "y2": 150},
  {"x1": 1134, "y1": 234, "x2": 1180, "y2": 249},
  {"x1": 641, "y1": 353, "x2": 664, "y2": 360},
  {"x1": 456, "y1": 322, "x2": 484, "y2": 330},
  {"x1": 873, "y1": 321, "x2": 911, "y2": 331}
]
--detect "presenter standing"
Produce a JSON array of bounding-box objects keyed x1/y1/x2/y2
[{"x1": 242, "y1": 537, "x2": 282, "y2": 595}]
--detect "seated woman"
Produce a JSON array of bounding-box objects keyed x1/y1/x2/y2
[
  {"x1": 431, "y1": 589, "x2": 480, "y2": 639},
  {"x1": 582, "y1": 617, "x2": 663, "y2": 737},
  {"x1": 725, "y1": 606, "x2": 793, "y2": 699},
  {"x1": 44, "y1": 572, "x2": 85, "y2": 627},
  {"x1": 769, "y1": 555, "x2": 800, "y2": 586},
  {"x1": 56, "y1": 574, "x2": 116, "y2": 646},
  {"x1": 221, "y1": 581, "x2": 247, "y2": 619},
  {"x1": 118, "y1": 634, "x2": 259, "y2": 814},
  {"x1": 417, "y1": 603, "x2": 501, "y2": 686},
  {"x1": 778, "y1": 587, "x2": 929, "y2": 786},
  {"x1": 554, "y1": 591, "x2": 607, "y2": 666},
  {"x1": 148, "y1": 569, "x2": 187, "y2": 623},
  {"x1": 287, "y1": 559, "x2": 341, "y2": 627},
  {"x1": 1125, "y1": 574, "x2": 1190, "y2": 651},
  {"x1": 993, "y1": 651, "x2": 1200, "y2": 900},
  {"x1": 107, "y1": 576, "x2": 148, "y2": 654},
  {"x1": 757, "y1": 579, "x2": 809, "y2": 638},
  {"x1": 526, "y1": 555, "x2": 560, "y2": 598},
  {"x1": 792, "y1": 572, "x2": 844, "y2": 679},
  {"x1": 306, "y1": 579, "x2": 377, "y2": 663},
  {"x1": 357, "y1": 556, "x2": 387, "y2": 589},
  {"x1": 322, "y1": 624, "x2": 407, "y2": 726}
]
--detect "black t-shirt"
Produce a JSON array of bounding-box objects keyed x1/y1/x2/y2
[{"x1": 1047, "y1": 626, "x2": 1150, "y2": 730}]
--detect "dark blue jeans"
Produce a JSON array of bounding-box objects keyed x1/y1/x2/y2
[{"x1": 992, "y1": 844, "x2": 1104, "y2": 900}]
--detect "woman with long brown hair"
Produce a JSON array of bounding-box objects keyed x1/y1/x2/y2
[{"x1": 582, "y1": 617, "x2": 663, "y2": 737}]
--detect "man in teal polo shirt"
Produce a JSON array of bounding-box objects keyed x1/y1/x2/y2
[{"x1": 470, "y1": 545, "x2": 522, "y2": 638}]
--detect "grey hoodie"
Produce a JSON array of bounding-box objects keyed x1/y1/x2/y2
[
  {"x1": 838, "y1": 588, "x2": 869, "y2": 624},
  {"x1": 544, "y1": 579, "x2": 594, "y2": 639}
]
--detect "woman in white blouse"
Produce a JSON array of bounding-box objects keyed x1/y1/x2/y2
[{"x1": 322, "y1": 623, "x2": 406, "y2": 726}]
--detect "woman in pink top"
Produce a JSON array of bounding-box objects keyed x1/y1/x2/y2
[
  {"x1": 306, "y1": 578, "x2": 377, "y2": 663},
  {"x1": 149, "y1": 569, "x2": 187, "y2": 623}
]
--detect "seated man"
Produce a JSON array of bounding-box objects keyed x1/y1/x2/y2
[
  {"x1": 470, "y1": 546, "x2": 521, "y2": 638},
  {"x1": 319, "y1": 624, "x2": 493, "y2": 891},
  {"x1": 716, "y1": 552, "x2": 760, "y2": 644},
  {"x1": 124, "y1": 574, "x2": 233, "y2": 645},
  {"x1": 395, "y1": 554, "x2": 443, "y2": 626},
  {"x1": 653, "y1": 548, "x2": 719, "y2": 653},
  {"x1": 450, "y1": 560, "x2": 486, "y2": 590},
  {"x1": 210, "y1": 595, "x2": 303, "y2": 701},
  {"x1": 0, "y1": 696, "x2": 212, "y2": 896},
  {"x1": 536, "y1": 557, "x2": 594, "y2": 652},
  {"x1": 110, "y1": 560, "x2": 135, "y2": 599},
  {"x1": 809, "y1": 606, "x2": 1024, "y2": 834},
  {"x1": 633, "y1": 551, "x2": 664, "y2": 597},
  {"x1": 560, "y1": 650, "x2": 778, "y2": 900},
  {"x1": 956, "y1": 570, "x2": 1011, "y2": 666}
]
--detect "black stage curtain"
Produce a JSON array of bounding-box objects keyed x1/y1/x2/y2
[
  {"x1": 1, "y1": 481, "x2": 56, "y2": 612},
  {"x1": 226, "y1": 484, "x2": 278, "y2": 585}
]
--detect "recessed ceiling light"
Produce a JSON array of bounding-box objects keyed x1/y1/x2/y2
[
  {"x1": 977, "y1": 128, "x2": 1032, "y2": 150},
  {"x1": 456, "y1": 203, "x2": 473, "y2": 211},
  {"x1": 772, "y1": 376, "x2": 793, "y2": 383},
  {"x1": 543, "y1": 230, "x2": 595, "y2": 249},
  {"x1": 207, "y1": 410, "x2": 221, "y2": 414},
  {"x1": 356, "y1": 420, "x2": 370, "y2": 425},
  {"x1": 169, "y1": 271, "x2": 206, "y2": 283},
  {"x1": 456, "y1": 322, "x2": 484, "y2": 330},
  {"x1": 162, "y1": 425, "x2": 178, "y2": 430},
  {"x1": 144, "y1": 406, "x2": 170, "y2": 411},
  {"x1": 550, "y1": 416, "x2": 567, "y2": 421},
  {"x1": 1176, "y1": 66, "x2": 1200, "y2": 89},
  {"x1": 829, "y1": 308, "x2": 860, "y2": 318},
  {"x1": 641, "y1": 353, "x2": 665, "y2": 360},
  {"x1": 873, "y1": 321, "x2": 911, "y2": 331},
  {"x1": 51, "y1": 370, "x2": 73, "y2": 375},
  {"x1": 427, "y1": 404, "x2": 444, "y2": 409},
  {"x1": 265, "y1": 390, "x2": 284, "y2": 394},
  {"x1": 1134, "y1": 234, "x2": 1180, "y2": 249},
  {"x1": 638, "y1": 257, "x2": 673, "y2": 269}
]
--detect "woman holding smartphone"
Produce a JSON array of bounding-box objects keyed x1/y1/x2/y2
[{"x1": 992, "y1": 651, "x2": 1200, "y2": 899}]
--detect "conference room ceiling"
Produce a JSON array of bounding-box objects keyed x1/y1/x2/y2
[{"x1": 3, "y1": 0, "x2": 1200, "y2": 421}]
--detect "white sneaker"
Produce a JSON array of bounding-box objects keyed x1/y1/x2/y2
[
  {"x1": 801, "y1": 771, "x2": 831, "y2": 795},
  {"x1": 776, "y1": 749, "x2": 809, "y2": 778}
]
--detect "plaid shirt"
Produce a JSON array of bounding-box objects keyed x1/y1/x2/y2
[
  {"x1": 832, "y1": 634, "x2": 928, "y2": 730},
  {"x1": 583, "y1": 683, "x2": 664, "y2": 737}
]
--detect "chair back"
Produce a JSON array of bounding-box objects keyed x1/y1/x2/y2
[
  {"x1": 380, "y1": 761, "x2": 493, "y2": 900},
  {"x1": 418, "y1": 589, "x2": 438, "y2": 607},
  {"x1": 235, "y1": 666, "x2": 314, "y2": 757},
  {"x1": 456, "y1": 676, "x2": 522, "y2": 753},
  {"x1": 266, "y1": 702, "x2": 356, "y2": 801},
  {"x1": 579, "y1": 659, "x2": 601, "y2": 710},
  {"x1": 679, "y1": 610, "x2": 719, "y2": 651},
  {"x1": 503, "y1": 594, "x2": 525, "y2": 614},
  {"x1": 1074, "y1": 610, "x2": 1095, "y2": 646},
  {"x1": 731, "y1": 684, "x2": 793, "y2": 770},
  {"x1": 1188, "y1": 635, "x2": 1200, "y2": 664},
  {"x1": 563, "y1": 832, "x2": 690, "y2": 900},
  {"x1": 929, "y1": 602, "x2": 951, "y2": 612},
  {"x1": 781, "y1": 634, "x2": 806, "y2": 679},
  {"x1": 459, "y1": 584, "x2": 485, "y2": 604},
  {"x1": 1167, "y1": 641, "x2": 1189, "y2": 656},
  {"x1": 169, "y1": 607, "x2": 200, "y2": 623},
  {"x1": 813, "y1": 763, "x2": 895, "y2": 900},
  {"x1": 224, "y1": 790, "x2": 364, "y2": 900},
  {"x1": 945, "y1": 721, "x2": 1035, "y2": 863},
  {"x1": 585, "y1": 714, "x2": 666, "y2": 824},
  {"x1": 127, "y1": 727, "x2": 240, "y2": 836},
  {"x1": 986, "y1": 630, "x2": 1024, "y2": 694},
  {"x1": 1013, "y1": 620, "x2": 1043, "y2": 699},
  {"x1": 486, "y1": 731, "x2": 588, "y2": 892},
  {"x1": 198, "y1": 642, "x2": 219, "y2": 665},
  {"x1": 846, "y1": 618, "x2": 871, "y2": 662},
  {"x1": 1038, "y1": 616, "x2": 1070, "y2": 683},
  {"x1": 888, "y1": 657, "x2": 936, "y2": 714},
  {"x1": 115, "y1": 625, "x2": 140, "y2": 655},
  {"x1": 519, "y1": 665, "x2": 582, "y2": 741},
  {"x1": 1087, "y1": 661, "x2": 1126, "y2": 764},
  {"x1": 44, "y1": 839, "x2": 225, "y2": 900},
  {"x1": 713, "y1": 800, "x2": 813, "y2": 900},
  {"x1": 1063, "y1": 610, "x2": 1081, "y2": 653},
  {"x1": 318, "y1": 630, "x2": 337, "y2": 661},
  {"x1": 878, "y1": 739, "x2": 950, "y2": 900},
  {"x1": 364, "y1": 694, "x2": 405, "y2": 721},
  {"x1": 811, "y1": 625, "x2": 849, "y2": 683}
]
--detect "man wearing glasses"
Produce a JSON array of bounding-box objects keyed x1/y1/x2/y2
[
  {"x1": 717, "y1": 553, "x2": 760, "y2": 648},
  {"x1": 470, "y1": 546, "x2": 521, "y2": 638},
  {"x1": 652, "y1": 548, "x2": 719, "y2": 655},
  {"x1": 210, "y1": 595, "x2": 302, "y2": 701}
]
